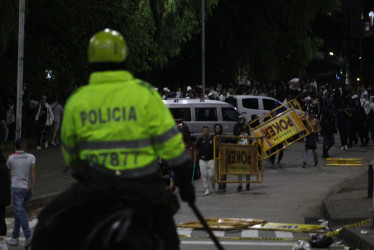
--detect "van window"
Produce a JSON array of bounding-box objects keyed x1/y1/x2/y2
[
  {"x1": 169, "y1": 108, "x2": 191, "y2": 121},
  {"x1": 242, "y1": 98, "x2": 259, "y2": 109},
  {"x1": 225, "y1": 97, "x2": 237, "y2": 108},
  {"x1": 222, "y1": 107, "x2": 240, "y2": 121},
  {"x1": 195, "y1": 108, "x2": 217, "y2": 121},
  {"x1": 263, "y1": 99, "x2": 281, "y2": 110}
]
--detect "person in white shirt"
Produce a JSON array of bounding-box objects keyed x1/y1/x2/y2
[{"x1": 6, "y1": 139, "x2": 36, "y2": 247}]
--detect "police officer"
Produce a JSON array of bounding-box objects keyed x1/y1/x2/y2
[{"x1": 33, "y1": 29, "x2": 194, "y2": 250}]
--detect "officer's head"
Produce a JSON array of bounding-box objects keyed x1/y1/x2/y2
[{"x1": 88, "y1": 29, "x2": 129, "y2": 71}]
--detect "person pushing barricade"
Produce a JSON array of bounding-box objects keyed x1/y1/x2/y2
[{"x1": 31, "y1": 29, "x2": 195, "y2": 250}]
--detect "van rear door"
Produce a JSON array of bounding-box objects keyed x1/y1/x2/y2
[{"x1": 221, "y1": 107, "x2": 241, "y2": 134}]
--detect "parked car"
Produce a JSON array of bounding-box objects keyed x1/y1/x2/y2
[
  {"x1": 163, "y1": 99, "x2": 243, "y2": 136},
  {"x1": 225, "y1": 95, "x2": 303, "y2": 122}
]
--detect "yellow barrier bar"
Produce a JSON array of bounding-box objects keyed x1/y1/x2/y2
[{"x1": 325, "y1": 158, "x2": 363, "y2": 167}]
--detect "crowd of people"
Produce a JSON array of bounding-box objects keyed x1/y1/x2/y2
[
  {"x1": 0, "y1": 96, "x2": 63, "y2": 149},
  {"x1": 159, "y1": 78, "x2": 374, "y2": 150}
]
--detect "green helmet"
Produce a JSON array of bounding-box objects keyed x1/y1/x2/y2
[{"x1": 88, "y1": 29, "x2": 129, "y2": 63}]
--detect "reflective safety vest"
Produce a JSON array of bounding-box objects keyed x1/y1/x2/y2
[{"x1": 61, "y1": 70, "x2": 186, "y2": 177}]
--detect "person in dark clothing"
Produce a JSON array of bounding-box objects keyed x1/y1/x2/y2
[
  {"x1": 248, "y1": 114, "x2": 260, "y2": 129},
  {"x1": 349, "y1": 99, "x2": 366, "y2": 147},
  {"x1": 263, "y1": 111, "x2": 284, "y2": 167},
  {"x1": 233, "y1": 115, "x2": 247, "y2": 136},
  {"x1": 321, "y1": 110, "x2": 336, "y2": 158},
  {"x1": 195, "y1": 126, "x2": 215, "y2": 195},
  {"x1": 336, "y1": 103, "x2": 351, "y2": 150},
  {"x1": 0, "y1": 148, "x2": 11, "y2": 248},
  {"x1": 214, "y1": 124, "x2": 227, "y2": 192}
]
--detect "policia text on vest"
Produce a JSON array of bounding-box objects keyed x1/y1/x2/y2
[{"x1": 80, "y1": 106, "x2": 137, "y2": 126}]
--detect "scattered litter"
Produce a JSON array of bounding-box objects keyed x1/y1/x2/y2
[
  {"x1": 292, "y1": 240, "x2": 311, "y2": 250},
  {"x1": 309, "y1": 233, "x2": 333, "y2": 248},
  {"x1": 318, "y1": 219, "x2": 330, "y2": 230}
]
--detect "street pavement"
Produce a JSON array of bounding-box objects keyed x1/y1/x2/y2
[{"x1": 2, "y1": 136, "x2": 374, "y2": 249}]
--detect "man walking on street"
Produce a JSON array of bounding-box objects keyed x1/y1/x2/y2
[
  {"x1": 196, "y1": 126, "x2": 215, "y2": 195},
  {"x1": 50, "y1": 97, "x2": 63, "y2": 145},
  {"x1": 35, "y1": 96, "x2": 54, "y2": 150},
  {"x1": 6, "y1": 139, "x2": 36, "y2": 247}
]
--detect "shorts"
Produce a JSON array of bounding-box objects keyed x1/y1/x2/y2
[{"x1": 53, "y1": 120, "x2": 60, "y2": 131}]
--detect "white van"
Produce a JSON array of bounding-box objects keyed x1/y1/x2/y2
[
  {"x1": 225, "y1": 95, "x2": 284, "y2": 122},
  {"x1": 163, "y1": 99, "x2": 243, "y2": 136}
]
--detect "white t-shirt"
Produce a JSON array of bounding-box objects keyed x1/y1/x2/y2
[{"x1": 7, "y1": 150, "x2": 35, "y2": 189}]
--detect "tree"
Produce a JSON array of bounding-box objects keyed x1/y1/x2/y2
[
  {"x1": 149, "y1": 0, "x2": 341, "y2": 86},
  {"x1": 0, "y1": 0, "x2": 217, "y2": 100}
]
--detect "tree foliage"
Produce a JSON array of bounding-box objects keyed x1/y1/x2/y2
[
  {"x1": 0, "y1": 0, "x2": 217, "y2": 100},
  {"x1": 150, "y1": 0, "x2": 341, "y2": 86}
]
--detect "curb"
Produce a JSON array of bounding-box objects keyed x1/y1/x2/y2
[
  {"x1": 339, "y1": 227, "x2": 374, "y2": 250},
  {"x1": 5, "y1": 192, "x2": 59, "y2": 217},
  {"x1": 322, "y1": 198, "x2": 370, "y2": 227}
]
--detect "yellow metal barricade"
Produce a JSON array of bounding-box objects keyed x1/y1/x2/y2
[
  {"x1": 248, "y1": 99, "x2": 312, "y2": 159},
  {"x1": 214, "y1": 135, "x2": 264, "y2": 184}
]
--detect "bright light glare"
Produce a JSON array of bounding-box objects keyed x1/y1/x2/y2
[
  {"x1": 329, "y1": 52, "x2": 334, "y2": 56},
  {"x1": 357, "y1": 78, "x2": 361, "y2": 82}
]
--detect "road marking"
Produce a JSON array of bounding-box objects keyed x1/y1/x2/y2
[
  {"x1": 212, "y1": 230, "x2": 225, "y2": 237},
  {"x1": 275, "y1": 231, "x2": 294, "y2": 239},
  {"x1": 181, "y1": 240, "x2": 295, "y2": 246},
  {"x1": 241, "y1": 230, "x2": 259, "y2": 238},
  {"x1": 177, "y1": 228, "x2": 193, "y2": 237}
]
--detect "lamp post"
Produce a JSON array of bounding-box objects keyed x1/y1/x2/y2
[
  {"x1": 15, "y1": 0, "x2": 25, "y2": 140},
  {"x1": 201, "y1": 0, "x2": 205, "y2": 98}
]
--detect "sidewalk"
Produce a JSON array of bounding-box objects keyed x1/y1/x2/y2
[{"x1": 322, "y1": 164, "x2": 374, "y2": 250}]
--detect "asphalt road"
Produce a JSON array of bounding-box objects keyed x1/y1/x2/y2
[
  {"x1": 4, "y1": 136, "x2": 373, "y2": 249},
  {"x1": 176, "y1": 138, "x2": 371, "y2": 249}
]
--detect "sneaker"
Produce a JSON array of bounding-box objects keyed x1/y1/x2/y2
[
  {"x1": 6, "y1": 238, "x2": 18, "y2": 246},
  {"x1": 23, "y1": 237, "x2": 31, "y2": 247},
  {"x1": 237, "y1": 185, "x2": 243, "y2": 192},
  {"x1": 44, "y1": 142, "x2": 48, "y2": 148},
  {"x1": 314, "y1": 161, "x2": 319, "y2": 167},
  {"x1": 204, "y1": 189, "x2": 210, "y2": 196},
  {"x1": 0, "y1": 236, "x2": 8, "y2": 250},
  {"x1": 51, "y1": 141, "x2": 57, "y2": 146},
  {"x1": 245, "y1": 184, "x2": 250, "y2": 191},
  {"x1": 302, "y1": 163, "x2": 307, "y2": 168},
  {"x1": 340, "y1": 146, "x2": 345, "y2": 150},
  {"x1": 36, "y1": 146, "x2": 41, "y2": 150},
  {"x1": 344, "y1": 145, "x2": 348, "y2": 150}
]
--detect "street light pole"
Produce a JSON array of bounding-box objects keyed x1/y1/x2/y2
[
  {"x1": 16, "y1": 0, "x2": 25, "y2": 140},
  {"x1": 201, "y1": 0, "x2": 205, "y2": 98}
]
